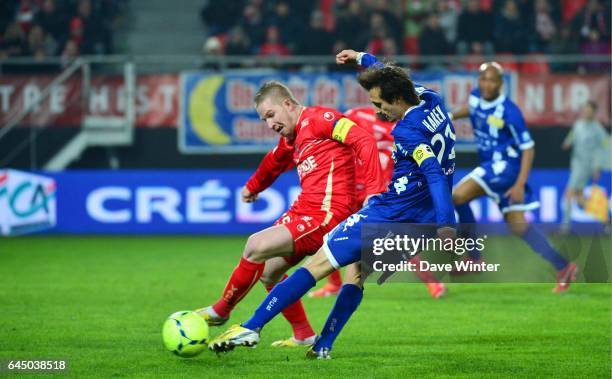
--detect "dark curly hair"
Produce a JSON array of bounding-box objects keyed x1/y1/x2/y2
[{"x1": 357, "y1": 65, "x2": 419, "y2": 106}]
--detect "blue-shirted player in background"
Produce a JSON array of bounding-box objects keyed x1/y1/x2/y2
[
  {"x1": 208, "y1": 50, "x2": 457, "y2": 358},
  {"x1": 450, "y1": 62, "x2": 577, "y2": 293}
]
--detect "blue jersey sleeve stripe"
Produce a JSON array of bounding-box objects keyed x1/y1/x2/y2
[{"x1": 507, "y1": 123, "x2": 521, "y2": 146}]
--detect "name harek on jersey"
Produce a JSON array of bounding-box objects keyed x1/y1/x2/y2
[{"x1": 391, "y1": 94, "x2": 456, "y2": 196}]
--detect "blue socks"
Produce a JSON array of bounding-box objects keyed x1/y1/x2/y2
[
  {"x1": 314, "y1": 284, "x2": 363, "y2": 351},
  {"x1": 243, "y1": 267, "x2": 316, "y2": 332},
  {"x1": 522, "y1": 226, "x2": 568, "y2": 271},
  {"x1": 456, "y1": 203, "x2": 481, "y2": 261}
]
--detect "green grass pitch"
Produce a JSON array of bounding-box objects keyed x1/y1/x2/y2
[{"x1": 0, "y1": 236, "x2": 610, "y2": 378}]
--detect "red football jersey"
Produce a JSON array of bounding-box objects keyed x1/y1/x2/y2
[
  {"x1": 345, "y1": 107, "x2": 396, "y2": 204},
  {"x1": 246, "y1": 106, "x2": 386, "y2": 226}
]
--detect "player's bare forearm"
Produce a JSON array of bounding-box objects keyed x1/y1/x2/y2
[{"x1": 450, "y1": 106, "x2": 470, "y2": 120}]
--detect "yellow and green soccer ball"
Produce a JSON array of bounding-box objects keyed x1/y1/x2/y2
[{"x1": 162, "y1": 311, "x2": 209, "y2": 357}]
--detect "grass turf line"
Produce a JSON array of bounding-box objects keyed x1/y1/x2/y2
[{"x1": 0, "y1": 236, "x2": 609, "y2": 378}]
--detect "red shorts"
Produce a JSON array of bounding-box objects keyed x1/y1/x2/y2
[{"x1": 274, "y1": 210, "x2": 332, "y2": 266}]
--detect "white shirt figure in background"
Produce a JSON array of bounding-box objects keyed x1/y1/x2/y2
[{"x1": 561, "y1": 100, "x2": 610, "y2": 232}]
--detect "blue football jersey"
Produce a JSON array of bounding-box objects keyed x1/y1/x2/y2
[
  {"x1": 377, "y1": 86, "x2": 456, "y2": 220},
  {"x1": 468, "y1": 88, "x2": 534, "y2": 164},
  {"x1": 357, "y1": 52, "x2": 456, "y2": 225}
]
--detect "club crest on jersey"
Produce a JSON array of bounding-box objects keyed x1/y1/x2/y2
[
  {"x1": 487, "y1": 115, "x2": 505, "y2": 128},
  {"x1": 300, "y1": 215, "x2": 313, "y2": 227},
  {"x1": 324, "y1": 112, "x2": 335, "y2": 121},
  {"x1": 297, "y1": 155, "x2": 317, "y2": 178}
]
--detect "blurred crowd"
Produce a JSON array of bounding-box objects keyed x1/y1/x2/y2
[
  {"x1": 0, "y1": 0, "x2": 127, "y2": 63},
  {"x1": 201, "y1": 0, "x2": 611, "y2": 72}
]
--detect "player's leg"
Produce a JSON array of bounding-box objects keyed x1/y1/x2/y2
[
  {"x1": 308, "y1": 270, "x2": 343, "y2": 298},
  {"x1": 408, "y1": 255, "x2": 447, "y2": 298},
  {"x1": 308, "y1": 262, "x2": 363, "y2": 359},
  {"x1": 208, "y1": 209, "x2": 370, "y2": 352},
  {"x1": 562, "y1": 163, "x2": 589, "y2": 233},
  {"x1": 452, "y1": 175, "x2": 487, "y2": 265},
  {"x1": 208, "y1": 247, "x2": 338, "y2": 352},
  {"x1": 504, "y1": 210, "x2": 577, "y2": 293},
  {"x1": 561, "y1": 188, "x2": 576, "y2": 233},
  {"x1": 260, "y1": 257, "x2": 316, "y2": 346},
  {"x1": 197, "y1": 225, "x2": 294, "y2": 325}
]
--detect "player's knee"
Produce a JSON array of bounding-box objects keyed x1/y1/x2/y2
[
  {"x1": 343, "y1": 272, "x2": 362, "y2": 288},
  {"x1": 303, "y1": 250, "x2": 335, "y2": 281},
  {"x1": 452, "y1": 191, "x2": 467, "y2": 206},
  {"x1": 259, "y1": 272, "x2": 277, "y2": 288},
  {"x1": 243, "y1": 235, "x2": 267, "y2": 262},
  {"x1": 508, "y1": 222, "x2": 528, "y2": 236}
]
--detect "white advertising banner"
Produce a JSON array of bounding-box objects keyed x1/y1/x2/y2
[{"x1": 0, "y1": 170, "x2": 56, "y2": 236}]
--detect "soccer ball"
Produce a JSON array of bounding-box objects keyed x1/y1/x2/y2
[{"x1": 162, "y1": 311, "x2": 209, "y2": 357}]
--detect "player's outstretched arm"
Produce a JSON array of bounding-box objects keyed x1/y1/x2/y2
[
  {"x1": 336, "y1": 50, "x2": 383, "y2": 70},
  {"x1": 245, "y1": 139, "x2": 295, "y2": 198},
  {"x1": 450, "y1": 106, "x2": 470, "y2": 121}
]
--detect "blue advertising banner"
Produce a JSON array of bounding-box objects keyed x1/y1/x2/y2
[
  {"x1": 179, "y1": 71, "x2": 514, "y2": 153},
  {"x1": 24, "y1": 169, "x2": 611, "y2": 235}
]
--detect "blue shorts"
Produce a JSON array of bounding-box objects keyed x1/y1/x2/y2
[
  {"x1": 322, "y1": 196, "x2": 437, "y2": 269},
  {"x1": 458, "y1": 160, "x2": 540, "y2": 213}
]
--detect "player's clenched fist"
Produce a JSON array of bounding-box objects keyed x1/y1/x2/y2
[
  {"x1": 336, "y1": 49, "x2": 359, "y2": 65},
  {"x1": 241, "y1": 186, "x2": 258, "y2": 203}
]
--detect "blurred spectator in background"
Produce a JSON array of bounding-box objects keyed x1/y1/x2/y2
[
  {"x1": 61, "y1": 38, "x2": 79, "y2": 67},
  {"x1": 69, "y1": 16, "x2": 83, "y2": 48},
  {"x1": 74, "y1": 0, "x2": 112, "y2": 55},
  {"x1": 403, "y1": 0, "x2": 429, "y2": 53},
  {"x1": 494, "y1": 0, "x2": 529, "y2": 54},
  {"x1": 268, "y1": 1, "x2": 303, "y2": 53},
  {"x1": 201, "y1": 35, "x2": 223, "y2": 70},
  {"x1": 436, "y1": 0, "x2": 458, "y2": 47},
  {"x1": 579, "y1": 29, "x2": 611, "y2": 72},
  {"x1": 27, "y1": 24, "x2": 55, "y2": 57},
  {"x1": 298, "y1": 11, "x2": 334, "y2": 55},
  {"x1": 531, "y1": 0, "x2": 557, "y2": 52},
  {"x1": 34, "y1": 0, "x2": 67, "y2": 51},
  {"x1": 0, "y1": 1, "x2": 19, "y2": 38},
  {"x1": 419, "y1": 12, "x2": 452, "y2": 59},
  {"x1": 225, "y1": 26, "x2": 252, "y2": 56},
  {"x1": 334, "y1": 0, "x2": 368, "y2": 51},
  {"x1": 200, "y1": 0, "x2": 244, "y2": 37},
  {"x1": 16, "y1": 0, "x2": 35, "y2": 34},
  {"x1": 364, "y1": 17, "x2": 391, "y2": 56},
  {"x1": 0, "y1": 22, "x2": 27, "y2": 58},
  {"x1": 370, "y1": 0, "x2": 403, "y2": 49},
  {"x1": 241, "y1": 3, "x2": 266, "y2": 49},
  {"x1": 258, "y1": 25, "x2": 289, "y2": 57},
  {"x1": 549, "y1": 24, "x2": 580, "y2": 72},
  {"x1": 574, "y1": 0, "x2": 610, "y2": 42},
  {"x1": 456, "y1": 0, "x2": 493, "y2": 54}
]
